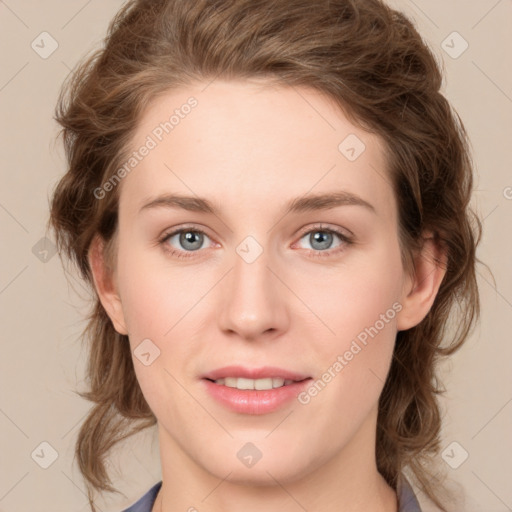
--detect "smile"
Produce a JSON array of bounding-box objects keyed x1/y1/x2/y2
[{"x1": 201, "y1": 366, "x2": 313, "y2": 414}]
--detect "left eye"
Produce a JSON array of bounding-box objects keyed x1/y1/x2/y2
[{"x1": 296, "y1": 229, "x2": 345, "y2": 252}]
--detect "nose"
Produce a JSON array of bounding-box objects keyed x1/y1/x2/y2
[{"x1": 217, "y1": 244, "x2": 290, "y2": 341}]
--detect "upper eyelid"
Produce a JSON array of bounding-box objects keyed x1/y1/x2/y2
[
  {"x1": 296, "y1": 223, "x2": 352, "y2": 238},
  {"x1": 161, "y1": 225, "x2": 214, "y2": 242}
]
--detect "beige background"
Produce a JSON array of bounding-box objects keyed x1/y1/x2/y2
[{"x1": 0, "y1": 0, "x2": 511, "y2": 511}]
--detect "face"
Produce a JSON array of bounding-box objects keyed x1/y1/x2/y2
[{"x1": 98, "y1": 79, "x2": 418, "y2": 485}]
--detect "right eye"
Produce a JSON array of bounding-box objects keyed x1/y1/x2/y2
[{"x1": 159, "y1": 226, "x2": 215, "y2": 259}]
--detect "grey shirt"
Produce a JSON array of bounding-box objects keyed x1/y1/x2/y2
[{"x1": 121, "y1": 474, "x2": 422, "y2": 511}]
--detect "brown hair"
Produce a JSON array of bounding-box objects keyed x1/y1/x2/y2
[{"x1": 48, "y1": 0, "x2": 482, "y2": 510}]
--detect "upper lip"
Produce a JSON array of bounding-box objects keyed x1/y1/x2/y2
[{"x1": 202, "y1": 366, "x2": 311, "y2": 381}]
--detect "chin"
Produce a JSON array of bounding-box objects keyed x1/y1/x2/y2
[{"x1": 196, "y1": 445, "x2": 318, "y2": 487}]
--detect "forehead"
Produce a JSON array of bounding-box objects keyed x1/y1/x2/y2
[{"x1": 119, "y1": 79, "x2": 395, "y2": 222}]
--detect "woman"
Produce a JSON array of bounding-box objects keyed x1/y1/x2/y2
[{"x1": 48, "y1": 0, "x2": 481, "y2": 511}]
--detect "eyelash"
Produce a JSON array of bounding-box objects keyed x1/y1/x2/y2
[{"x1": 158, "y1": 224, "x2": 353, "y2": 260}]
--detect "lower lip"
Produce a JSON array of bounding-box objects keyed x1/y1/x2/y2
[{"x1": 202, "y1": 378, "x2": 312, "y2": 415}]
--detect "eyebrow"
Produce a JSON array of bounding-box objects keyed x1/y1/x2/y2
[{"x1": 138, "y1": 191, "x2": 376, "y2": 216}]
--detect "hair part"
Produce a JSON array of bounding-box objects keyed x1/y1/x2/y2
[{"x1": 48, "y1": 0, "x2": 482, "y2": 510}]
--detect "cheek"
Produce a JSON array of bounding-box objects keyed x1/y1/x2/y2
[
  {"x1": 299, "y1": 277, "x2": 400, "y2": 428},
  {"x1": 116, "y1": 243, "x2": 196, "y2": 339},
  {"x1": 296, "y1": 244, "x2": 403, "y2": 409},
  {"x1": 300, "y1": 243, "x2": 404, "y2": 345},
  {"x1": 115, "y1": 243, "x2": 212, "y2": 397}
]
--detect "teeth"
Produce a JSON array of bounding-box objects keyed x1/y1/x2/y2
[
  {"x1": 274, "y1": 378, "x2": 287, "y2": 388},
  {"x1": 237, "y1": 377, "x2": 256, "y2": 390},
  {"x1": 214, "y1": 377, "x2": 294, "y2": 390}
]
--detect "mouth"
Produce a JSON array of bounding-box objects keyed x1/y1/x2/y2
[{"x1": 201, "y1": 366, "x2": 313, "y2": 414}]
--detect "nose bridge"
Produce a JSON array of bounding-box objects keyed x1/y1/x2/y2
[{"x1": 217, "y1": 238, "x2": 288, "y2": 339}]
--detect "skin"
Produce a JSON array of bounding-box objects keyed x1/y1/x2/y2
[{"x1": 89, "y1": 79, "x2": 446, "y2": 512}]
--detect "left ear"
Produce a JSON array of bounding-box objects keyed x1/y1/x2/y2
[{"x1": 396, "y1": 232, "x2": 448, "y2": 331}]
